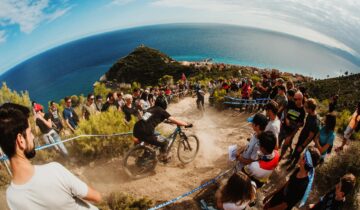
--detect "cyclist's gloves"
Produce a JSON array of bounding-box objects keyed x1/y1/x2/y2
[{"x1": 185, "y1": 124, "x2": 193, "y2": 128}]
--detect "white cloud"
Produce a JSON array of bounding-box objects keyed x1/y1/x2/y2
[
  {"x1": 151, "y1": 0, "x2": 360, "y2": 56},
  {"x1": 110, "y1": 0, "x2": 134, "y2": 6},
  {"x1": 0, "y1": 0, "x2": 72, "y2": 34},
  {"x1": 0, "y1": 31, "x2": 6, "y2": 43}
]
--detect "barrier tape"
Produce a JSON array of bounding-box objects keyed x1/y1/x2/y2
[
  {"x1": 0, "y1": 132, "x2": 133, "y2": 162},
  {"x1": 148, "y1": 167, "x2": 234, "y2": 210}
]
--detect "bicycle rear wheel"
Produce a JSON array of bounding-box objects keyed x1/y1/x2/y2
[
  {"x1": 123, "y1": 145, "x2": 157, "y2": 179},
  {"x1": 177, "y1": 135, "x2": 199, "y2": 164}
]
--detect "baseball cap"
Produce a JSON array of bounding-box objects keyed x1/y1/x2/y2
[
  {"x1": 247, "y1": 113, "x2": 268, "y2": 127},
  {"x1": 34, "y1": 104, "x2": 43, "y2": 112}
]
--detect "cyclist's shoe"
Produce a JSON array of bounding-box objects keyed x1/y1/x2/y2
[{"x1": 158, "y1": 154, "x2": 171, "y2": 163}]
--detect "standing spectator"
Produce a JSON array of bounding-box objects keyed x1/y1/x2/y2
[
  {"x1": 34, "y1": 104, "x2": 68, "y2": 156},
  {"x1": 287, "y1": 99, "x2": 320, "y2": 170},
  {"x1": 279, "y1": 91, "x2": 305, "y2": 160},
  {"x1": 241, "y1": 79, "x2": 252, "y2": 99},
  {"x1": 263, "y1": 147, "x2": 320, "y2": 210},
  {"x1": 148, "y1": 88, "x2": 156, "y2": 107},
  {"x1": 0, "y1": 103, "x2": 101, "y2": 210},
  {"x1": 336, "y1": 102, "x2": 360, "y2": 152},
  {"x1": 314, "y1": 113, "x2": 336, "y2": 161},
  {"x1": 328, "y1": 95, "x2": 339, "y2": 113},
  {"x1": 270, "y1": 78, "x2": 284, "y2": 99},
  {"x1": 286, "y1": 89, "x2": 295, "y2": 103},
  {"x1": 82, "y1": 93, "x2": 97, "y2": 120},
  {"x1": 286, "y1": 80, "x2": 294, "y2": 91},
  {"x1": 116, "y1": 92, "x2": 125, "y2": 108},
  {"x1": 309, "y1": 173, "x2": 356, "y2": 210},
  {"x1": 122, "y1": 94, "x2": 140, "y2": 122},
  {"x1": 244, "y1": 131, "x2": 279, "y2": 188},
  {"x1": 236, "y1": 113, "x2": 268, "y2": 171},
  {"x1": 215, "y1": 172, "x2": 256, "y2": 210},
  {"x1": 196, "y1": 85, "x2": 205, "y2": 111},
  {"x1": 101, "y1": 92, "x2": 119, "y2": 112},
  {"x1": 265, "y1": 101, "x2": 281, "y2": 148},
  {"x1": 63, "y1": 96, "x2": 78, "y2": 132},
  {"x1": 95, "y1": 95, "x2": 103, "y2": 112},
  {"x1": 274, "y1": 85, "x2": 288, "y2": 119},
  {"x1": 259, "y1": 74, "x2": 272, "y2": 99},
  {"x1": 48, "y1": 101, "x2": 63, "y2": 133},
  {"x1": 139, "y1": 90, "x2": 150, "y2": 111}
]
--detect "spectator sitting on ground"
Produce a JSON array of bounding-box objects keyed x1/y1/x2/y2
[
  {"x1": 0, "y1": 103, "x2": 102, "y2": 210},
  {"x1": 265, "y1": 101, "x2": 281, "y2": 148},
  {"x1": 35, "y1": 104, "x2": 68, "y2": 155},
  {"x1": 82, "y1": 93, "x2": 97, "y2": 120},
  {"x1": 63, "y1": 96, "x2": 79, "y2": 132},
  {"x1": 314, "y1": 113, "x2": 336, "y2": 161},
  {"x1": 309, "y1": 173, "x2": 356, "y2": 210},
  {"x1": 235, "y1": 113, "x2": 268, "y2": 172},
  {"x1": 101, "y1": 92, "x2": 119, "y2": 112},
  {"x1": 335, "y1": 102, "x2": 360, "y2": 152},
  {"x1": 263, "y1": 146, "x2": 321, "y2": 210},
  {"x1": 215, "y1": 171, "x2": 256, "y2": 210},
  {"x1": 244, "y1": 131, "x2": 279, "y2": 188}
]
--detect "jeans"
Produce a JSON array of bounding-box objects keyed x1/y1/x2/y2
[{"x1": 43, "y1": 129, "x2": 68, "y2": 155}]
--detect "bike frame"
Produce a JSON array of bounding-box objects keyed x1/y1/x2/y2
[{"x1": 163, "y1": 126, "x2": 183, "y2": 153}]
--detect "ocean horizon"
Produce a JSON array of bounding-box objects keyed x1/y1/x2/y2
[{"x1": 1, "y1": 23, "x2": 360, "y2": 106}]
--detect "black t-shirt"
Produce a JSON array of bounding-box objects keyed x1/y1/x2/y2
[
  {"x1": 261, "y1": 80, "x2": 272, "y2": 98},
  {"x1": 270, "y1": 85, "x2": 279, "y2": 99},
  {"x1": 101, "y1": 102, "x2": 119, "y2": 112},
  {"x1": 298, "y1": 114, "x2": 320, "y2": 143},
  {"x1": 36, "y1": 113, "x2": 52, "y2": 134},
  {"x1": 311, "y1": 189, "x2": 344, "y2": 210},
  {"x1": 284, "y1": 101, "x2": 305, "y2": 131},
  {"x1": 133, "y1": 106, "x2": 171, "y2": 138},
  {"x1": 329, "y1": 102, "x2": 337, "y2": 113},
  {"x1": 122, "y1": 105, "x2": 138, "y2": 122}
]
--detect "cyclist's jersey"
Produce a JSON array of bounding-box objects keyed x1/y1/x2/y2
[
  {"x1": 133, "y1": 106, "x2": 171, "y2": 137},
  {"x1": 196, "y1": 90, "x2": 205, "y2": 100}
]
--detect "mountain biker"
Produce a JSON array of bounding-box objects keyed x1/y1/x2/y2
[{"x1": 133, "y1": 96, "x2": 191, "y2": 162}]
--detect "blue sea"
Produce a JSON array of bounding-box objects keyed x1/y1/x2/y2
[{"x1": 1, "y1": 23, "x2": 360, "y2": 105}]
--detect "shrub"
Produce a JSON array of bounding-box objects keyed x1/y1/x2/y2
[
  {"x1": 212, "y1": 89, "x2": 227, "y2": 110},
  {"x1": 315, "y1": 141, "x2": 360, "y2": 209},
  {"x1": 94, "y1": 82, "x2": 112, "y2": 100},
  {"x1": 98, "y1": 192, "x2": 153, "y2": 210},
  {"x1": 0, "y1": 164, "x2": 11, "y2": 188},
  {"x1": 0, "y1": 82, "x2": 31, "y2": 107},
  {"x1": 336, "y1": 109, "x2": 352, "y2": 133},
  {"x1": 72, "y1": 108, "x2": 135, "y2": 161}
]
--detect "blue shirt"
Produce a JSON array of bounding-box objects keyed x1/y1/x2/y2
[
  {"x1": 319, "y1": 127, "x2": 335, "y2": 154},
  {"x1": 63, "y1": 107, "x2": 77, "y2": 129}
]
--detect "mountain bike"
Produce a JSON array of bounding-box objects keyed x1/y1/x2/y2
[{"x1": 123, "y1": 123, "x2": 199, "y2": 179}]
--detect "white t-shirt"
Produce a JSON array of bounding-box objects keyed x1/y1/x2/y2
[
  {"x1": 245, "y1": 161, "x2": 273, "y2": 181},
  {"x1": 6, "y1": 162, "x2": 98, "y2": 210},
  {"x1": 265, "y1": 117, "x2": 281, "y2": 143}
]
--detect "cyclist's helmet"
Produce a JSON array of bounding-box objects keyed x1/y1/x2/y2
[{"x1": 155, "y1": 95, "x2": 168, "y2": 110}]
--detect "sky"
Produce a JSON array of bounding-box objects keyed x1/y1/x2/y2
[{"x1": 0, "y1": 0, "x2": 359, "y2": 75}]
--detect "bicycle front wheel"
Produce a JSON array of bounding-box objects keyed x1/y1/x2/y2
[
  {"x1": 177, "y1": 135, "x2": 199, "y2": 164},
  {"x1": 123, "y1": 145, "x2": 157, "y2": 179}
]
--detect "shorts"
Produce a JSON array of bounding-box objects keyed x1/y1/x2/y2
[{"x1": 343, "y1": 126, "x2": 354, "y2": 140}]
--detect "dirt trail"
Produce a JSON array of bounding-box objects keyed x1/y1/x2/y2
[{"x1": 78, "y1": 96, "x2": 254, "y2": 206}]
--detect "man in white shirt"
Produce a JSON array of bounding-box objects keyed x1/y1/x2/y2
[
  {"x1": 0, "y1": 103, "x2": 102, "y2": 210},
  {"x1": 265, "y1": 101, "x2": 281, "y2": 148}
]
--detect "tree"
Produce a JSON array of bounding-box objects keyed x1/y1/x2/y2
[{"x1": 0, "y1": 82, "x2": 31, "y2": 107}]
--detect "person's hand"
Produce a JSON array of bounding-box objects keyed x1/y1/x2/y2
[{"x1": 185, "y1": 123, "x2": 193, "y2": 128}]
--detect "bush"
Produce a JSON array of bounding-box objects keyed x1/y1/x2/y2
[
  {"x1": 98, "y1": 192, "x2": 153, "y2": 210},
  {"x1": 336, "y1": 109, "x2": 352, "y2": 133},
  {"x1": 0, "y1": 82, "x2": 31, "y2": 107},
  {"x1": 0, "y1": 164, "x2": 11, "y2": 188},
  {"x1": 212, "y1": 89, "x2": 227, "y2": 110},
  {"x1": 315, "y1": 141, "x2": 360, "y2": 209},
  {"x1": 72, "y1": 108, "x2": 135, "y2": 161},
  {"x1": 94, "y1": 82, "x2": 112, "y2": 100}
]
